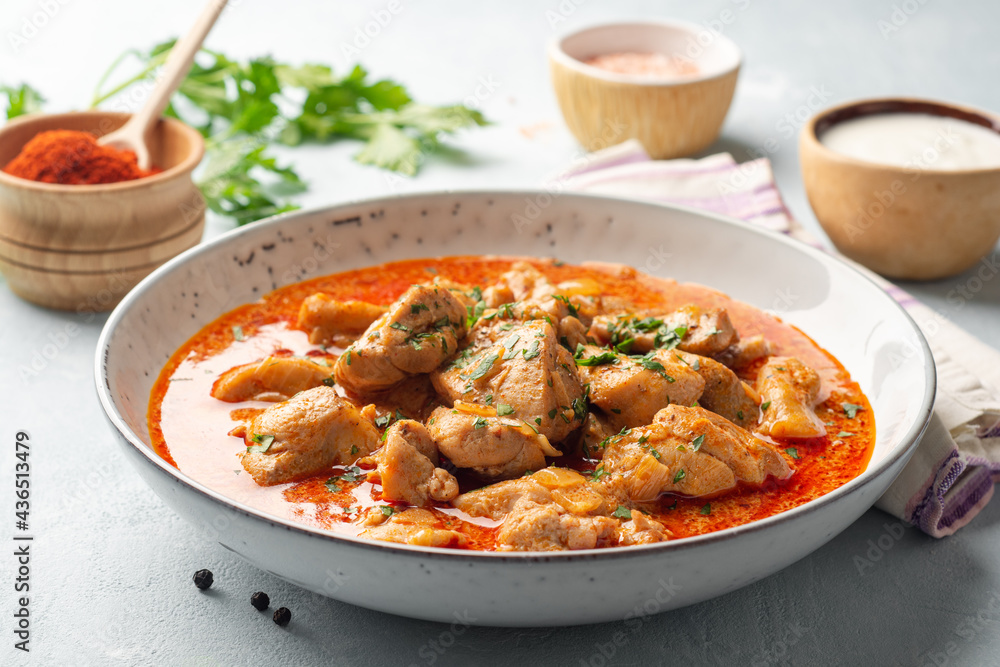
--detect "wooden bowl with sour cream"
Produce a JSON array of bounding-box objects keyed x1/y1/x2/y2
[
  {"x1": 549, "y1": 21, "x2": 742, "y2": 159},
  {"x1": 0, "y1": 111, "x2": 205, "y2": 311},
  {"x1": 800, "y1": 98, "x2": 1000, "y2": 280}
]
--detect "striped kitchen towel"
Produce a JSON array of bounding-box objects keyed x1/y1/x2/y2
[{"x1": 560, "y1": 139, "x2": 1000, "y2": 537}]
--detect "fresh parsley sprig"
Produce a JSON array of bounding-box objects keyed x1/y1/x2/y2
[{"x1": 2, "y1": 38, "x2": 487, "y2": 226}]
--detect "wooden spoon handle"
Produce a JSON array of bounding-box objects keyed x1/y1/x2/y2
[{"x1": 130, "y1": 0, "x2": 229, "y2": 136}]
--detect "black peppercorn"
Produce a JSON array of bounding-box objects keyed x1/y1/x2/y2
[
  {"x1": 250, "y1": 592, "x2": 270, "y2": 611},
  {"x1": 193, "y1": 569, "x2": 214, "y2": 590},
  {"x1": 273, "y1": 607, "x2": 291, "y2": 626}
]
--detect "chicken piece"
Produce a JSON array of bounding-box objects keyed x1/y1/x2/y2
[
  {"x1": 211, "y1": 356, "x2": 334, "y2": 402},
  {"x1": 575, "y1": 345, "x2": 705, "y2": 430},
  {"x1": 497, "y1": 497, "x2": 618, "y2": 551},
  {"x1": 599, "y1": 425, "x2": 738, "y2": 501},
  {"x1": 453, "y1": 469, "x2": 617, "y2": 551},
  {"x1": 756, "y1": 357, "x2": 826, "y2": 439},
  {"x1": 334, "y1": 283, "x2": 470, "y2": 394},
  {"x1": 359, "y1": 508, "x2": 468, "y2": 548},
  {"x1": 589, "y1": 304, "x2": 739, "y2": 356},
  {"x1": 713, "y1": 334, "x2": 772, "y2": 370},
  {"x1": 581, "y1": 412, "x2": 615, "y2": 460},
  {"x1": 368, "y1": 374, "x2": 442, "y2": 424},
  {"x1": 673, "y1": 351, "x2": 759, "y2": 429},
  {"x1": 432, "y1": 320, "x2": 585, "y2": 442},
  {"x1": 369, "y1": 421, "x2": 458, "y2": 506},
  {"x1": 426, "y1": 407, "x2": 560, "y2": 479},
  {"x1": 237, "y1": 386, "x2": 379, "y2": 485},
  {"x1": 297, "y1": 294, "x2": 387, "y2": 347},
  {"x1": 653, "y1": 405, "x2": 792, "y2": 484},
  {"x1": 452, "y1": 476, "x2": 554, "y2": 516},
  {"x1": 619, "y1": 510, "x2": 672, "y2": 546}
]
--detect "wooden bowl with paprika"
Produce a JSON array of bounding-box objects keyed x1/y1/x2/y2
[{"x1": 0, "y1": 110, "x2": 205, "y2": 311}]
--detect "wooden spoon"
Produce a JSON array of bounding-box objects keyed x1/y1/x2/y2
[{"x1": 99, "y1": 0, "x2": 228, "y2": 169}]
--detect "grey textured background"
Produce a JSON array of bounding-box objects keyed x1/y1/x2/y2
[{"x1": 2, "y1": 0, "x2": 999, "y2": 665}]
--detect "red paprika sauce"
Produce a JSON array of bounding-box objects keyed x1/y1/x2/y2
[{"x1": 148, "y1": 257, "x2": 875, "y2": 550}]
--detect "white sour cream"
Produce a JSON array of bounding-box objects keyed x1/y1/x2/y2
[{"x1": 820, "y1": 112, "x2": 1000, "y2": 171}]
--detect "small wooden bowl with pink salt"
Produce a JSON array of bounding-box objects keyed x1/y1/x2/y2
[{"x1": 549, "y1": 21, "x2": 742, "y2": 159}]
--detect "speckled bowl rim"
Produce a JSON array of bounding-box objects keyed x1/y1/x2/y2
[
  {"x1": 804, "y1": 97, "x2": 1000, "y2": 177},
  {"x1": 95, "y1": 190, "x2": 936, "y2": 562},
  {"x1": 548, "y1": 19, "x2": 743, "y2": 87},
  {"x1": 0, "y1": 110, "x2": 205, "y2": 193}
]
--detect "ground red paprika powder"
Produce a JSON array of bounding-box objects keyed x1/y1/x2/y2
[{"x1": 2, "y1": 129, "x2": 159, "y2": 185}]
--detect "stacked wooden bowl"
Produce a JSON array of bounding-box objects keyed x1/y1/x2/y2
[{"x1": 0, "y1": 111, "x2": 205, "y2": 311}]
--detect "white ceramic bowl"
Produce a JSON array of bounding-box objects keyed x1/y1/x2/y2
[{"x1": 95, "y1": 192, "x2": 934, "y2": 626}]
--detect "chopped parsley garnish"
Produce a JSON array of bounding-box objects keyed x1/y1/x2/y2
[
  {"x1": 467, "y1": 352, "x2": 499, "y2": 381},
  {"x1": 473, "y1": 416, "x2": 488, "y2": 429},
  {"x1": 673, "y1": 469, "x2": 686, "y2": 483},
  {"x1": 496, "y1": 403, "x2": 514, "y2": 416},
  {"x1": 433, "y1": 316, "x2": 451, "y2": 329},
  {"x1": 613, "y1": 505, "x2": 631, "y2": 519},
  {"x1": 484, "y1": 394, "x2": 494, "y2": 405},
  {"x1": 700, "y1": 503, "x2": 712, "y2": 515},
  {"x1": 324, "y1": 479, "x2": 341, "y2": 493},
  {"x1": 574, "y1": 344, "x2": 618, "y2": 367},
  {"x1": 534, "y1": 417, "x2": 542, "y2": 425},
  {"x1": 691, "y1": 434, "x2": 705, "y2": 452},
  {"x1": 591, "y1": 465, "x2": 608, "y2": 481},
  {"x1": 374, "y1": 414, "x2": 392, "y2": 428},
  {"x1": 344, "y1": 347, "x2": 353, "y2": 365},
  {"x1": 389, "y1": 322, "x2": 411, "y2": 332},
  {"x1": 411, "y1": 303, "x2": 429, "y2": 314},
  {"x1": 322, "y1": 376, "x2": 336, "y2": 387},
  {"x1": 736, "y1": 410, "x2": 744, "y2": 421},
  {"x1": 247, "y1": 433, "x2": 274, "y2": 454},
  {"x1": 551, "y1": 294, "x2": 579, "y2": 318},
  {"x1": 842, "y1": 402, "x2": 864, "y2": 419},
  {"x1": 327, "y1": 466, "x2": 363, "y2": 490},
  {"x1": 379, "y1": 506, "x2": 395, "y2": 517},
  {"x1": 632, "y1": 352, "x2": 674, "y2": 381},
  {"x1": 836, "y1": 431, "x2": 855, "y2": 438},
  {"x1": 761, "y1": 400, "x2": 771, "y2": 411},
  {"x1": 614, "y1": 338, "x2": 635, "y2": 354},
  {"x1": 466, "y1": 300, "x2": 486, "y2": 327},
  {"x1": 785, "y1": 447, "x2": 801, "y2": 460},
  {"x1": 521, "y1": 340, "x2": 541, "y2": 361},
  {"x1": 232, "y1": 325, "x2": 245, "y2": 341},
  {"x1": 571, "y1": 397, "x2": 587, "y2": 420},
  {"x1": 351, "y1": 445, "x2": 359, "y2": 455}
]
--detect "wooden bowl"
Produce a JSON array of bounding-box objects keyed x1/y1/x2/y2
[
  {"x1": 0, "y1": 111, "x2": 205, "y2": 310},
  {"x1": 549, "y1": 21, "x2": 741, "y2": 159},
  {"x1": 800, "y1": 98, "x2": 1000, "y2": 280}
]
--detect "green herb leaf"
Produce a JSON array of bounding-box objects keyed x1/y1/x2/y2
[
  {"x1": 467, "y1": 352, "x2": 498, "y2": 381},
  {"x1": 246, "y1": 433, "x2": 274, "y2": 453},
  {"x1": 324, "y1": 478, "x2": 341, "y2": 493},
  {"x1": 836, "y1": 431, "x2": 855, "y2": 438},
  {"x1": 232, "y1": 325, "x2": 245, "y2": 341},
  {"x1": 1, "y1": 83, "x2": 45, "y2": 119},
  {"x1": 700, "y1": 503, "x2": 712, "y2": 515},
  {"x1": 691, "y1": 434, "x2": 705, "y2": 451},
  {"x1": 473, "y1": 416, "x2": 488, "y2": 430},
  {"x1": 379, "y1": 505, "x2": 394, "y2": 517},
  {"x1": 673, "y1": 469, "x2": 686, "y2": 484},
  {"x1": 613, "y1": 505, "x2": 632, "y2": 519},
  {"x1": 496, "y1": 403, "x2": 514, "y2": 416},
  {"x1": 591, "y1": 465, "x2": 608, "y2": 481},
  {"x1": 761, "y1": 401, "x2": 771, "y2": 411},
  {"x1": 785, "y1": 447, "x2": 801, "y2": 460},
  {"x1": 842, "y1": 402, "x2": 864, "y2": 419}
]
